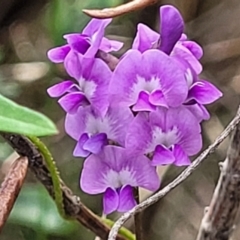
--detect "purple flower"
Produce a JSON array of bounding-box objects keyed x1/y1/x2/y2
[
  {"x1": 48, "y1": 18, "x2": 123, "y2": 63},
  {"x1": 125, "y1": 107, "x2": 202, "y2": 166},
  {"x1": 47, "y1": 54, "x2": 111, "y2": 116},
  {"x1": 132, "y1": 5, "x2": 202, "y2": 74},
  {"x1": 183, "y1": 66, "x2": 223, "y2": 121},
  {"x1": 65, "y1": 106, "x2": 134, "y2": 157},
  {"x1": 80, "y1": 146, "x2": 160, "y2": 214},
  {"x1": 109, "y1": 49, "x2": 188, "y2": 112}
]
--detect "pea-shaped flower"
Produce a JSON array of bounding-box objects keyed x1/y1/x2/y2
[
  {"x1": 47, "y1": 54, "x2": 111, "y2": 117},
  {"x1": 48, "y1": 18, "x2": 123, "y2": 62},
  {"x1": 126, "y1": 107, "x2": 202, "y2": 166},
  {"x1": 80, "y1": 146, "x2": 160, "y2": 214},
  {"x1": 109, "y1": 49, "x2": 188, "y2": 112},
  {"x1": 65, "y1": 106, "x2": 134, "y2": 157}
]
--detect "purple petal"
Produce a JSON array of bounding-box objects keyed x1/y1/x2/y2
[
  {"x1": 100, "y1": 37, "x2": 123, "y2": 52},
  {"x1": 64, "y1": 33, "x2": 90, "y2": 54},
  {"x1": 58, "y1": 92, "x2": 89, "y2": 113},
  {"x1": 110, "y1": 50, "x2": 142, "y2": 107},
  {"x1": 82, "y1": 58, "x2": 111, "y2": 116},
  {"x1": 125, "y1": 112, "x2": 152, "y2": 154},
  {"x1": 181, "y1": 41, "x2": 203, "y2": 60},
  {"x1": 149, "y1": 90, "x2": 168, "y2": 107},
  {"x1": 173, "y1": 144, "x2": 191, "y2": 166},
  {"x1": 64, "y1": 51, "x2": 83, "y2": 80},
  {"x1": 103, "y1": 188, "x2": 119, "y2": 214},
  {"x1": 151, "y1": 144, "x2": 175, "y2": 166},
  {"x1": 159, "y1": 5, "x2": 184, "y2": 54},
  {"x1": 132, "y1": 23, "x2": 160, "y2": 53},
  {"x1": 47, "y1": 45, "x2": 71, "y2": 63},
  {"x1": 83, "y1": 18, "x2": 112, "y2": 58},
  {"x1": 47, "y1": 80, "x2": 75, "y2": 98},
  {"x1": 188, "y1": 80, "x2": 223, "y2": 104},
  {"x1": 118, "y1": 185, "x2": 136, "y2": 212},
  {"x1": 83, "y1": 18, "x2": 112, "y2": 36},
  {"x1": 103, "y1": 106, "x2": 134, "y2": 146},
  {"x1": 141, "y1": 50, "x2": 188, "y2": 107},
  {"x1": 65, "y1": 106, "x2": 88, "y2": 140},
  {"x1": 172, "y1": 43, "x2": 202, "y2": 74},
  {"x1": 73, "y1": 133, "x2": 90, "y2": 157},
  {"x1": 185, "y1": 103, "x2": 210, "y2": 122},
  {"x1": 165, "y1": 107, "x2": 202, "y2": 155},
  {"x1": 83, "y1": 133, "x2": 108, "y2": 154},
  {"x1": 132, "y1": 153, "x2": 160, "y2": 191},
  {"x1": 133, "y1": 91, "x2": 156, "y2": 112},
  {"x1": 96, "y1": 146, "x2": 160, "y2": 191},
  {"x1": 80, "y1": 153, "x2": 113, "y2": 194}
]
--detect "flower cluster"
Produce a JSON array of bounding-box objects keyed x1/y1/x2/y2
[{"x1": 47, "y1": 5, "x2": 222, "y2": 214}]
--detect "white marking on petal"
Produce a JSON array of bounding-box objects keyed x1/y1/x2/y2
[
  {"x1": 185, "y1": 68, "x2": 193, "y2": 88},
  {"x1": 103, "y1": 168, "x2": 137, "y2": 189},
  {"x1": 85, "y1": 113, "x2": 118, "y2": 140},
  {"x1": 147, "y1": 126, "x2": 180, "y2": 152},
  {"x1": 119, "y1": 168, "x2": 137, "y2": 186},
  {"x1": 78, "y1": 77, "x2": 97, "y2": 100},
  {"x1": 131, "y1": 75, "x2": 161, "y2": 103}
]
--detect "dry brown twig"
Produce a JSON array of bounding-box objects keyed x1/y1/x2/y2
[
  {"x1": 0, "y1": 156, "x2": 28, "y2": 232},
  {"x1": 196, "y1": 121, "x2": 240, "y2": 240},
  {"x1": 0, "y1": 133, "x2": 126, "y2": 240},
  {"x1": 83, "y1": 0, "x2": 158, "y2": 19},
  {"x1": 108, "y1": 105, "x2": 240, "y2": 240}
]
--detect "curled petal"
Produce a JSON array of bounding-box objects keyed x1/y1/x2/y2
[
  {"x1": 58, "y1": 92, "x2": 89, "y2": 113},
  {"x1": 47, "y1": 81, "x2": 75, "y2": 98},
  {"x1": 181, "y1": 41, "x2": 203, "y2": 60},
  {"x1": 118, "y1": 185, "x2": 136, "y2": 212},
  {"x1": 173, "y1": 144, "x2": 191, "y2": 166},
  {"x1": 159, "y1": 5, "x2": 184, "y2": 54},
  {"x1": 149, "y1": 90, "x2": 168, "y2": 108},
  {"x1": 47, "y1": 45, "x2": 70, "y2": 63},
  {"x1": 100, "y1": 37, "x2": 124, "y2": 52},
  {"x1": 173, "y1": 43, "x2": 202, "y2": 74},
  {"x1": 103, "y1": 188, "x2": 119, "y2": 214},
  {"x1": 64, "y1": 33, "x2": 90, "y2": 54},
  {"x1": 83, "y1": 18, "x2": 112, "y2": 58},
  {"x1": 133, "y1": 91, "x2": 156, "y2": 112},
  {"x1": 188, "y1": 80, "x2": 223, "y2": 105},
  {"x1": 151, "y1": 144, "x2": 175, "y2": 166},
  {"x1": 185, "y1": 104, "x2": 210, "y2": 122},
  {"x1": 132, "y1": 23, "x2": 160, "y2": 53},
  {"x1": 83, "y1": 133, "x2": 108, "y2": 154},
  {"x1": 73, "y1": 133, "x2": 90, "y2": 157}
]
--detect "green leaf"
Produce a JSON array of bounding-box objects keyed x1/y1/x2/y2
[
  {"x1": 0, "y1": 94, "x2": 58, "y2": 136},
  {"x1": 8, "y1": 184, "x2": 77, "y2": 236}
]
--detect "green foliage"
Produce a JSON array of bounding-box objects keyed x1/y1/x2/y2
[
  {"x1": 0, "y1": 94, "x2": 58, "y2": 136},
  {"x1": 45, "y1": 0, "x2": 122, "y2": 45},
  {"x1": 8, "y1": 184, "x2": 77, "y2": 236}
]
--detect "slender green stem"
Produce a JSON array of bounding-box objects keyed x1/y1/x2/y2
[
  {"x1": 27, "y1": 136, "x2": 65, "y2": 218},
  {"x1": 103, "y1": 218, "x2": 136, "y2": 240}
]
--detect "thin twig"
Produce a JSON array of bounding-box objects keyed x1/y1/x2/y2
[
  {"x1": 0, "y1": 156, "x2": 28, "y2": 232},
  {"x1": 0, "y1": 133, "x2": 127, "y2": 240},
  {"x1": 196, "y1": 121, "x2": 240, "y2": 240},
  {"x1": 108, "y1": 105, "x2": 240, "y2": 240},
  {"x1": 83, "y1": 0, "x2": 157, "y2": 19}
]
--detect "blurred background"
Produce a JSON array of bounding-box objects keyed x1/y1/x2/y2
[{"x1": 0, "y1": 0, "x2": 240, "y2": 239}]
